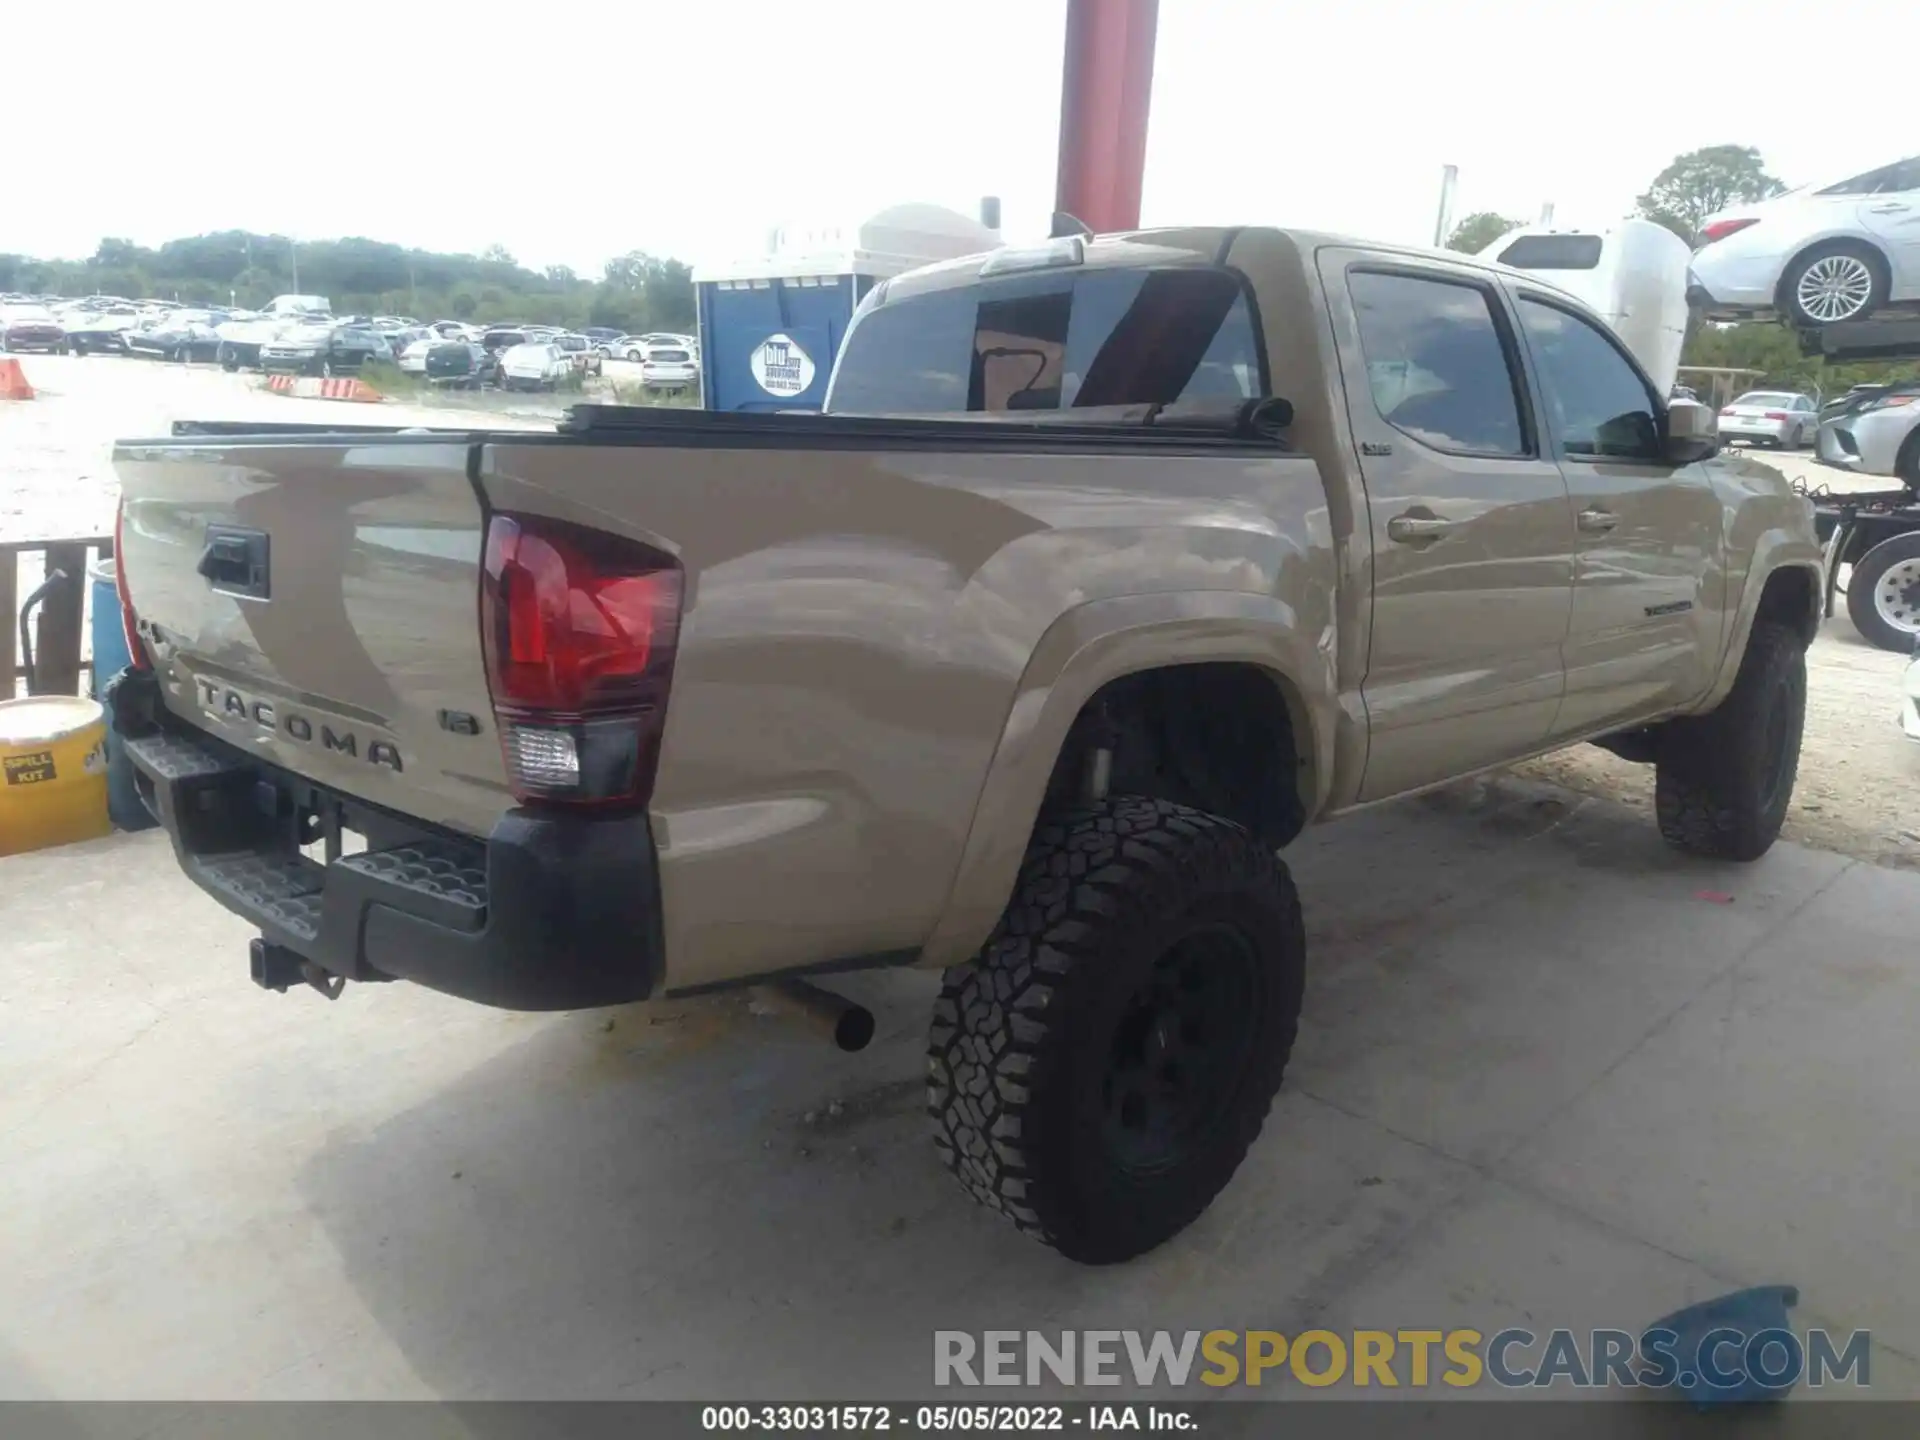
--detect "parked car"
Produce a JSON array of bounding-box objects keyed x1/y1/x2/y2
[
  {"x1": 423, "y1": 340, "x2": 492, "y2": 388},
  {"x1": 124, "y1": 313, "x2": 223, "y2": 362},
  {"x1": 1689, "y1": 154, "x2": 1920, "y2": 328},
  {"x1": 0, "y1": 305, "x2": 69, "y2": 353},
  {"x1": 396, "y1": 338, "x2": 436, "y2": 375},
  {"x1": 1717, "y1": 390, "x2": 1819, "y2": 448},
  {"x1": 496, "y1": 341, "x2": 572, "y2": 390},
  {"x1": 639, "y1": 340, "x2": 698, "y2": 394},
  {"x1": 1820, "y1": 382, "x2": 1893, "y2": 422},
  {"x1": 109, "y1": 223, "x2": 1822, "y2": 1267},
  {"x1": 617, "y1": 332, "x2": 693, "y2": 362},
  {"x1": 581, "y1": 326, "x2": 624, "y2": 354},
  {"x1": 64, "y1": 307, "x2": 145, "y2": 355},
  {"x1": 480, "y1": 327, "x2": 532, "y2": 356},
  {"x1": 259, "y1": 323, "x2": 393, "y2": 376},
  {"x1": 1816, "y1": 381, "x2": 1920, "y2": 483},
  {"x1": 215, "y1": 313, "x2": 300, "y2": 371},
  {"x1": 554, "y1": 332, "x2": 603, "y2": 376}
]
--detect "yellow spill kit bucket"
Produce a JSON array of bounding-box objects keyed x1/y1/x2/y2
[{"x1": 0, "y1": 695, "x2": 113, "y2": 857}]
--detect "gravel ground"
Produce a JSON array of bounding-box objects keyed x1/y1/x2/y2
[{"x1": 5, "y1": 359, "x2": 1915, "y2": 867}]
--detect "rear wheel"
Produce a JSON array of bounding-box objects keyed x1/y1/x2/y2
[
  {"x1": 928, "y1": 796, "x2": 1305, "y2": 1264},
  {"x1": 1782, "y1": 242, "x2": 1888, "y2": 328},
  {"x1": 1655, "y1": 621, "x2": 1806, "y2": 860}
]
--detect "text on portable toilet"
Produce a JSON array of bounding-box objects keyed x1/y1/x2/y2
[
  {"x1": 695, "y1": 202, "x2": 1004, "y2": 412},
  {"x1": 751, "y1": 334, "x2": 817, "y2": 398}
]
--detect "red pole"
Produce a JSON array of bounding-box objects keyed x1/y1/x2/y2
[{"x1": 1054, "y1": 0, "x2": 1160, "y2": 234}]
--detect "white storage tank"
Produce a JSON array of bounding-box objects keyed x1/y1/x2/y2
[{"x1": 1478, "y1": 219, "x2": 1692, "y2": 397}]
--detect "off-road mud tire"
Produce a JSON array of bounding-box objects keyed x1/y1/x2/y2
[
  {"x1": 1655, "y1": 621, "x2": 1806, "y2": 861},
  {"x1": 927, "y1": 796, "x2": 1305, "y2": 1264}
]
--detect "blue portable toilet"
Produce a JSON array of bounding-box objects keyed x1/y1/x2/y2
[{"x1": 695, "y1": 202, "x2": 1002, "y2": 413}]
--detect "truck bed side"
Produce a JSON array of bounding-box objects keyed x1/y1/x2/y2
[{"x1": 115, "y1": 416, "x2": 1337, "y2": 995}]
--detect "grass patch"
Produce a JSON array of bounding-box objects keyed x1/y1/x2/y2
[
  {"x1": 609, "y1": 380, "x2": 701, "y2": 408},
  {"x1": 358, "y1": 359, "x2": 427, "y2": 399}
]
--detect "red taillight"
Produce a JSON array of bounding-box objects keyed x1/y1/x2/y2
[
  {"x1": 480, "y1": 512, "x2": 682, "y2": 809},
  {"x1": 1764, "y1": 411, "x2": 1788, "y2": 421},
  {"x1": 1700, "y1": 217, "x2": 1759, "y2": 246},
  {"x1": 113, "y1": 499, "x2": 149, "y2": 671}
]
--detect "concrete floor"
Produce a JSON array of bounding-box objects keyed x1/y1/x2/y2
[{"x1": 5, "y1": 771, "x2": 1919, "y2": 1403}]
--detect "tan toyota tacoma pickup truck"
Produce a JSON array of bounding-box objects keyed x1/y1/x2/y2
[{"x1": 105, "y1": 226, "x2": 1822, "y2": 1264}]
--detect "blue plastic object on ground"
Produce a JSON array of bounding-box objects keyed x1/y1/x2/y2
[
  {"x1": 88, "y1": 560, "x2": 157, "y2": 833},
  {"x1": 1643, "y1": 1285, "x2": 1801, "y2": 1407}
]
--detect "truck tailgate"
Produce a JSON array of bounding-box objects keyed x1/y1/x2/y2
[{"x1": 115, "y1": 436, "x2": 512, "y2": 837}]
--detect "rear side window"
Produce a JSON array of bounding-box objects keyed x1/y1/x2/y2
[
  {"x1": 1347, "y1": 270, "x2": 1529, "y2": 457},
  {"x1": 827, "y1": 267, "x2": 1265, "y2": 415},
  {"x1": 1816, "y1": 158, "x2": 1920, "y2": 196}
]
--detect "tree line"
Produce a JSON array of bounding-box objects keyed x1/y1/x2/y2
[
  {"x1": 0, "y1": 232, "x2": 695, "y2": 336},
  {"x1": 1442, "y1": 145, "x2": 1918, "y2": 395}
]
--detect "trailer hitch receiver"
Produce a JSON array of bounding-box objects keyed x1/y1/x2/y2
[{"x1": 249, "y1": 938, "x2": 345, "y2": 1000}]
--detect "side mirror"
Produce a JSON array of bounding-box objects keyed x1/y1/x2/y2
[{"x1": 1663, "y1": 397, "x2": 1719, "y2": 464}]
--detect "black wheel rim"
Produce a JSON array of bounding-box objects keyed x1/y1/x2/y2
[{"x1": 1100, "y1": 923, "x2": 1261, "y2": 1176}]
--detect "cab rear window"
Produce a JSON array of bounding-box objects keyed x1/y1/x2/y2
[{"x1": 826, "y1": 267, "x2": 1266, "y2": 415}]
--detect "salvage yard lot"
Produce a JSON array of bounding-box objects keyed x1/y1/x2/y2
[{"x1": 3, "y1": 354, "x2": 1920, "y2": 1403}]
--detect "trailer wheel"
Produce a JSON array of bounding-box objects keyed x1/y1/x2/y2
[
  {"x1": 1655, "y1": 621, "x2": 1806, "y2": 861},
  {"x1": 1845, "y1": 533, "x2": 1920, "y2": 652},
  {"x1": 927, "y1": 796, "x2": 1304, "y2": 1264}
]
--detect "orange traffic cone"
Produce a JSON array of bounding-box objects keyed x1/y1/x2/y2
[{"x1": 0, "y1": 358, "x2": 34, "y2": 400}]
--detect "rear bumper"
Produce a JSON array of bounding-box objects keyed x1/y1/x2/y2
[
  {"x1": 106, "y1": 669, "x2": 664, "y2": 1010},
  {"x1": 1720, "y1": 417, "x2": 1794, "y2": 444},
  {"x1": 1686, "y1": 252, "x2": 1781, "y2": 316}
]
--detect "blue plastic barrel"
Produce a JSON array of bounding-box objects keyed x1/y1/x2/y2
[{"x1": 87, "y1": 559, "x2": 156, "y2": 832}]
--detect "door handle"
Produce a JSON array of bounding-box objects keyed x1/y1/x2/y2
[
  {"x1": 1867, "y1": 203, "x2": 1911, "y2": 214},
  {"x1": 1577, "y1": 507, "x2": 1618, "y2": 534},
  {"x1": 1386, "y1": 512, "x2": 1455, "y2": 545},
  {"x1": 197, "y1": 526, "x2": 271, "y2": 599}
]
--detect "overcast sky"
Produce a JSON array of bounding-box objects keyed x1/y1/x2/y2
[{"x1": 7, "y1": 0, "x2": 1910, "y2": 275}]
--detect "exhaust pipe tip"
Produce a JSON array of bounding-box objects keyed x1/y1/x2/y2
[
  {"x1": 757, "y1": 978, "x2": 876, "y2": 1053},
  {"x1": 832, "y1": 1004, "x2": 876, "y2": 1054}
]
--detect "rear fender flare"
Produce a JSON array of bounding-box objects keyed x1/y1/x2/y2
[{"x1": 917, "y1": 590, "x2": 1334, "y2": 970}]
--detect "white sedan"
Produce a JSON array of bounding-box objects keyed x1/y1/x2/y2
[
  {"x1": 1717, "y1": 390, "x2": 1819, "y2": 449},
  {"x1": 1690, "y1": 153, "x2": 1920, "y2": 328},
  {"x1": 618, "y1": 332, "x2": 696, "y2": 363},
  {"x1": 397, "y1": 338, "x2": 436, "y2": 375},
  {"x1": 497, "y1": 342, "x2": 572, "y2": 391}
]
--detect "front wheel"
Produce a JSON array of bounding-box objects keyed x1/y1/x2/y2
[
  {"x1": 1655, "y1": 621, "x2": 1806, "y2": 861},
  {"x1": 928, "y1": 796, "x2": 1305, "y2": 1264}
]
